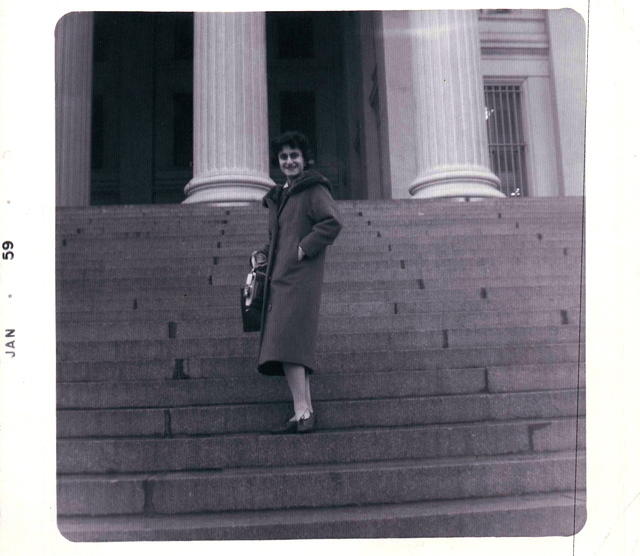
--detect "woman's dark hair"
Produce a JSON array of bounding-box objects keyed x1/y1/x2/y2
[{"x1": 270, "y1": 131, "x2": 314, "y2": 168}]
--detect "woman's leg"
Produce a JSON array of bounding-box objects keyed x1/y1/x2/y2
[
  {"x1": 283, "y1": 362, "x2": 311, "y2": 420},
  {"x1": 304, "y1": 372, "x2": 313, "y2": 413}
]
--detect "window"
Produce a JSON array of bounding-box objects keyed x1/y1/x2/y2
[{"x1": 484, "y1": 83, "x2": 528, "y2": 197}]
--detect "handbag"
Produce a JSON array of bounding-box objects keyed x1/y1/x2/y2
[{"x1": 241, "y1": 256, "x2": 267, "y2": 333}]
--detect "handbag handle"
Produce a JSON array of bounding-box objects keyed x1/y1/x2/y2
[{"x1": 250, "y1": 250, "x2": 267, "y2": 270}]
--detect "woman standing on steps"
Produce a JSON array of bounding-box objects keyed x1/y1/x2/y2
[{"x1": 252, "y1": 131, "x2": 342, "y2": 434}]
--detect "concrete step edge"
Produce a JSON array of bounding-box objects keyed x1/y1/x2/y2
[
  {"x1": 56, "y1": 218, "x2": 585, "y2": 237},
  {"x1": 57, "y1": 449, "x2": 585, "y2": 481},
  {"x1": 56, "y1": 325, "x2": 582, "y2": 356},
  {"x1": 55, "y1": 361, "x2": 585, "y2": 388},
  {"x1": 56, "y1": 341, "x2": 585, "y2": 372},
  {"x1": 56, "y1": 402, "x2": 585, "y2": 442},
  {"x1": 57, "y1": 414, "x2": 584, "y2": 444},
  {"x1": 56, "y1": 490, "x2": 586, "y2": 542}
]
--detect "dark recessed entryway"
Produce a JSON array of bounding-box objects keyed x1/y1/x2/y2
[
  {"x1": 90, "y1": 12, "x2": 383, "y2": 204},
  {"x1": 91, "y1": 12, "x2": 194, "y2": 205}
]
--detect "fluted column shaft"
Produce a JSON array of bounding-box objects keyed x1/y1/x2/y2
[
  {"x1": 409, "y1": 11, "x2": 503, "y2": 199},
  {"x1": 184, "y1": 12, "x2": 274, "y2": 204},
  {"x1": 55, "y1": 13, "x2": 93, "y2": 207}
]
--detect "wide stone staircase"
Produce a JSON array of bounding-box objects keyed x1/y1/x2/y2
[{"x1": 56, "y1": 197, "x2": 586, "y2": 541}]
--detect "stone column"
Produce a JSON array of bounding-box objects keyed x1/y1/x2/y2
[
  {"x1": 409, "y1": 10, "x2": 504, "y2": 199},
  {"x1": 55, "y1": 12, "x2": 94, "y2": 207},
  {"x1": 184, "y1": 12, "x2": 274, "y2": 204},
  {"x1": 547, "y1": 9, "x2": 586, "y2": 196}
]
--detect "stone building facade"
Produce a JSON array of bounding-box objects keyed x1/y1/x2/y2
[{"x1": 55, "y1": 9, "x2": 585, "y2": 206}]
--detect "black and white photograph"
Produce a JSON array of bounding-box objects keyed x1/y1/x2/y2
[
  {"x1": 52, "y1": 8, "x2": 586, "y2": 542},
  {"x1": 1, "y1": 0, "x2": 638, "y2": 554}
]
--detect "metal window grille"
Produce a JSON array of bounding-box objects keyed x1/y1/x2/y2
[{"x1": 484, "y1": 84, "x2": 528, "y2": 197}]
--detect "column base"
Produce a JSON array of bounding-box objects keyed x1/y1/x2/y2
[
  {"x1": 410, "y1": 166, "x2": 506, "y2": 200},
  {"x1": 183, "y1": 174, "x2": 275, "y2": 205}
]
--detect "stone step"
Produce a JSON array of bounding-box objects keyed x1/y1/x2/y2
[
  {"x1": 57, "y1": 224, "x2": 583, "y2": 244},
  {"x1": 179, "y1": 235, "x2": 582, "y2": 258},
  {"x1": 55, "y1": 196, "x2": 582, "y2": 215},
  {"x1": 57, "y1": 209, "x2": 583, "y2": 227},
  {"x1": 56, "y1": 287, "x2": 583, "y2": 323},
  {"x1": 55, "y1": 242, "x2": 583, "y2": 270},
  {"x1": 57, "y1": 343, "x2": 584, "y2": 382},
  {"x1": 56, "y1": 213, "x2": 584, "y2": 237},
  {"x1": 56, "y1": 199, "x2": 582, "y2": 218},
  {"x1": 57, "y1": 451, "x2": 586, "y2": 516},
  {"x1": 57, "y1": 325, "x2": 581, "y2": 362},
  {"x1": 56, "y1": 208, "x2": 578, "y2": 223},
  {"x1": 55, "y1": 235, "x2": 583, "y2": 263},
  {"x1": 56, "y1": 301, "x2": 585, "y2": 328},
  {"x1": 57, "y1": 416, "x2": 584, "y2": 475},
  {"x1": 57, "y1": 274, "x2": 583, "y2": 304},
  {"x1": 55, "y1": 250, "x2": 583, "y2": 280},
  {"x1": 57, "y1": 224, "x2": 583, "y2": 251},
  {"x1": 57, "y1": 308, "x2": 581, "y2": 341},
  {"x1": 56, "y1": 490, "x2": 586, "y2": 541},
  {"x1": 56, "y1": 223, "x2": 584, "y2": 244},
  {"x1": 56, "y1": 208, "x2": 583, "y2": 230},
  {"x1": 57, "y1": 216, "x2": 583, "y2": 235},
  {"x1": 56, "y1": 270, "x2": 583, "y2": 293},
  {"x1": 56, "y1": 248, "x2": 580, "y2": 269},
  {"x1": 55, "y1": 251, "x2": 583, "y2": 279},
  {"x1": 57, "y1": 362, "x2": 585, "y2": 410},
  {"x1": 56, "y1": 367, "x2": 485, "y2": 409},
  {"x1": 55, "y1": 223, "x2": 581, "y2": 240},
  {"x1": 62, "y1": 359, "x2": 583, "y2": 409},
  {"x1": 56, "y1": 281, "x2": 581, "y2": 310},
  {"x1": 55, "y1": 258, "x2": 581, "y2": 288},
  {"x1": 57, "y1": 388, "x2": 585, "y2": 438},
  {"x1": 55, "y1": 197, "x2": 583, "y2": 219},
  {"x1": 57, "y1": 213, "x2": 582, "y2": 230},
  {"x1": 54, "y1": 199, "x2": 585, "y2": 538}
]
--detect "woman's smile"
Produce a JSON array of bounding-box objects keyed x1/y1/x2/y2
[{"x1": 278, "y1": 146, "x2": 305, "y2": 180}]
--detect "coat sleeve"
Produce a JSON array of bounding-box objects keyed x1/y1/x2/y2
[{"x1": 299, "y1": 185, "x2": 342, "y2": 258}]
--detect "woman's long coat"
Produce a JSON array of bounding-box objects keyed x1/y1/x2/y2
[{"x1": 256, "y1": 171, "x2": 342, "y2": 375}]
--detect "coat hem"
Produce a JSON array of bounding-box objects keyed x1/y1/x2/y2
[{"x1": 257, "y1": 360, "x2": 315, "y2": 376}]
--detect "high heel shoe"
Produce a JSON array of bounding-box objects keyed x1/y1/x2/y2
[
  {"x1": 271, "y1": 416, "x2": 298, "y2": 434},
  {"x1": 296, "y1": 411, "x2": 316, "y2": 433}
]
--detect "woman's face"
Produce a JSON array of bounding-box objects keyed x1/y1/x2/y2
[{"x1": 278, "y1": 145, "x2": 305, "y2": 181}]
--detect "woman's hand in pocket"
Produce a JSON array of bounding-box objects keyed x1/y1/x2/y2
[{"x1": 297, "y1": 245, "x2": 305, "y2": 262}]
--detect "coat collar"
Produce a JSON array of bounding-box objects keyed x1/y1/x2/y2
[{"x1": 263, "y1": 170, "x2": 332, "y2": 208}]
